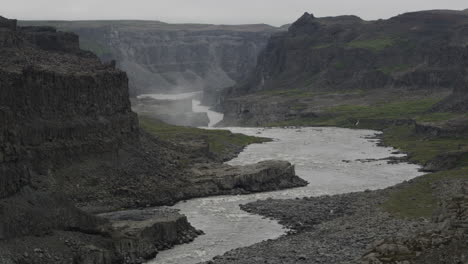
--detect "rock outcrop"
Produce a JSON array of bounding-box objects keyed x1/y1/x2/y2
[
  {"x1": 188, "y1": 160, "x2": 307, "y2": 195},
  {"x1": 219, "y1": 10, "x2": 468, "y2": 126},
  {"x1": 230, "y1": 10, "x2": 468, "y2": 95},
  {"x1": 100, "y1": 208, "x2": 204, "y2": 262},
  {"x1": 19, "y1": 20, "x2": 284, "y2": 96}
]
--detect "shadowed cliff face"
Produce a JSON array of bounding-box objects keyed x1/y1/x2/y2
[
  {"x1": 0, "y1": 18, "x2": 139, "y2": 200},
  {"x1": 19, "y1": 20, "x2": 284, "y2": 96},
  {"x1": 228, "y1": 10, "x2": 468, "y2": 96},
  {"x1": 433, "y1": 47, "x2": 468, "y2": 112}
]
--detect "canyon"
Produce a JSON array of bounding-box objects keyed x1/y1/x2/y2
[
  {"x1": 0, "y1": 16, "x2": 304, "y2": 264},
  {"x1": 19, "y1": 20, "x2": 285, "y2": 97},
  {"x1": 1, "y1": 7, "x2": 468, "y2": 264}
]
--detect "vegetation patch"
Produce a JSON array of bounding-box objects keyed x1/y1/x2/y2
[
  {"x1": 382, "y1": 166, "x2": 468, "y2": 218},
  {"x1": 139, "y1": 116, "x2": 270, "y2": 156},
  {"x1": 383, "y1": 125, "x2": 468, "y2": 165},
  {"x1": 328, "y1": 98, "x2": 442, "y2": 120},
  {"x1": 379, "y1": 64, "x2": 413, "y2": 74},
  {"x1": 378, "y1": 122, "x2": 468, "y2": 218},
  {"x1": 347, "y1": 37, "x2": 397, "y2": 51},
  {"x1": 265, "y1": 98, "x2": 455, "y2": 128},
  {"x1": 333, "y1": 61, "x2": 346, "y2": 70}
]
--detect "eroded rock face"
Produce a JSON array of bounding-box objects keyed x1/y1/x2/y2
[
  {"x1": 19, "y1": 20, "x2": 284, "y2": 96},
  {"x1": 233, "y1": 11, "x2": 468, "y2": 95},
  {"x1": 0, "y1": 16, "x2": 142, "y2": 264},
  {"x1": 188, "y1": 160, "x2": 307, "y2": 195},
  {"x1": 219, "y1": 10, "x2": 468, "y2": 125},
  {"x1": 0, "y1": 23, "x2": 138, "y2": 200},
  {"x1": 101, "y1": 208, "x2": 203, "y2": 255}
]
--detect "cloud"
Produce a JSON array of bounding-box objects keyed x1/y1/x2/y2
[{"x1": 4, "y1": 0, "x2": 468, "y2": 26}]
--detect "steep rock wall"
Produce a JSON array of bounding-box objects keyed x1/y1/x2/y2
[
  {"x1": 228, "y1": 11, "x2": 468, "y2": 96},
  {"x1": 0, "y1": 22, "x2": 138, "y2": 200},
  {"x1": 219, "y1": 10, "x2": 468, "y2": 125}
]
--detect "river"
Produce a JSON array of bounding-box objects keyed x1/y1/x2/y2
[{"x1": 142, "y1": 93, "x2": 424, "y2": 264}]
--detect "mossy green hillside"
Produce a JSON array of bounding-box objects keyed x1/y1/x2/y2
[
  {"x1": 382, "y1": 166, "x2": 468, "y2": 218},
  {"x1": 266, "y1": 98, "x2": 463, "y2": 128}
]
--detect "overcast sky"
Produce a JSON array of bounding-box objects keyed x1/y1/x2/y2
[{"x1": 3, "y1": 0, "x2": 468, "y2": 26}]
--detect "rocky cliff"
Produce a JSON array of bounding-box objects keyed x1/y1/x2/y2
[
  {"x1": 0, "y1": 22, "x2": 139, "y2": 202},
  {"x1": 0, "y1": 16, "x2": 145, "y2": 263},
  {"x1": 219, "y1": 10, "x2": 468, "y2": 126},
  {"x1": 20, "y1": 20, "x2": 283, "y2": 96},
  {"x1": 231, "y1": 10, "x2": 468, "y2": 95},
  {"x1": 0, "y1": 16, "x2": 306, "y2": 263}
]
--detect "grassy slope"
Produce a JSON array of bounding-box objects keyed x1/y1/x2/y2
[
  {"x1": 266, "y1": 98, "x2": 464, "y2": 128},
  {"x1": 139, "y1": 116, "x2": 269, "y2": 158},
  {"x1": 381, "y1": 125, "x2": 468, "y2": 218},
  {"x1": 264, "y1": 95, "x2": 468, "y2": 218}
]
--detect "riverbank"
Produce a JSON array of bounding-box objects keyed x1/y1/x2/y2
[
  {"x1": 205, "y1": 177, "x2": 467, "y2": 264},
  {"x1": 203, "y1": 114, "x2": 468, "y2": 263},
  {"x1": 150, "y1": 125, "x2": 423, "y2": 263}
]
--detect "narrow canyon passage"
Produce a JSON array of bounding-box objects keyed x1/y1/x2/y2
[{"x1": 142, "y1": 93, "x2": 424, "y2": 264}]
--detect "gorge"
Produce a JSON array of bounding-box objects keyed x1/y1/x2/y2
[
  {"x1": 1, "y1": 6, "x2": 468, "y2": 264},
  {"x1": 19, "y1": 20, "x2": 286, "y2": 98},
  {"x1": 0, "y1": 16, "x2": 303, "y2": 264}
]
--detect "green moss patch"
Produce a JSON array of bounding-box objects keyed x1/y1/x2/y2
[
  {"x1": 265, "y1": 98, "x2": 456, "y2": 128},
  {"x1": 383, "y1": 125, "x2": 468, "y2": 165},
  {"x1": 382, "y1": 166, "x2": 468, "y2": 218},
  {"x1": 347, "y1": 37, "x2": 397, "y2": 51}
]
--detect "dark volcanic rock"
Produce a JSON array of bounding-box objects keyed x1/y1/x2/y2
[
  {"x1": 100, "y1": 208, "x2": 203, "y2": 258},
  {"x1": 0, "y1": 17, "x2": 307, "y2": 263},
  {"x1": 188, "y1": 160, "x2": 307, "y2": 195},
  {"x1": 230, "y1": 11, "x2": 468, "y2": 95},
  {"x1": 219, "y1": 10, "x2": 468, "y2": 125}
]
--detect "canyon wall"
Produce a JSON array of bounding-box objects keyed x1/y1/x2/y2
[
  {"x1": 229, "y1": 10, "x2": 468, "y2": 95},
  {"x1": 0, "y1": 19, "x2": 139, "y2": 201},
  {"x1": 20, "y1": 20, "x2": 284, "y2": 96},
  {"x1": 219, "y1": 10, "x2": 468, "y2": 125}
]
